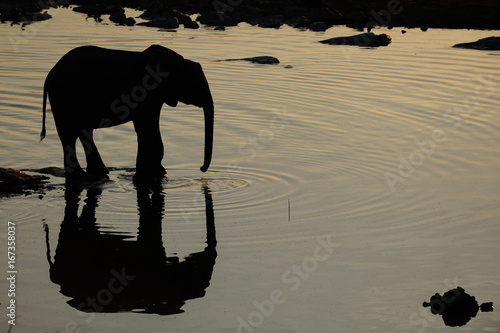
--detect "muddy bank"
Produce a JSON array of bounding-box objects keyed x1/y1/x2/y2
[
  {"x1": 1, "y1": 0, "x2": 499, "y2": 30},
  {"x1": 0, "y1": 167, "x2": 51, "y2": 197}
]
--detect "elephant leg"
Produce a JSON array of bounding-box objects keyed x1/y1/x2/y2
[
  {"x1": 60, "y1": 134, "x2": 86, "y2": 180},
  {"x1": 78, "y1": 129, "x2": 108, "y2": 178},
  {"x1": 133, "y1": 116, "x2": 166, "y2": 183}
]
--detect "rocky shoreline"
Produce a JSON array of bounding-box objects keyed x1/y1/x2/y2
[{"x1": 1, "y1": 0, "x2": 499, "y2": 30}]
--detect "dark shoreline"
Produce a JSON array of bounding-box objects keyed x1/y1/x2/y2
[{"x1": 1, "y1": 0, "x2": 499, "y2": 30}]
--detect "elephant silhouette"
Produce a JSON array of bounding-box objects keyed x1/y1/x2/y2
[
  {"x1": 40, "y1": 45, "x2": 214, "y2": 183},
  {"x1": 44, "y1": 181, "x2": 217, "y2": 315}
]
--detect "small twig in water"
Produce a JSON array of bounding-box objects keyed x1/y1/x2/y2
[{"x1": 288, "y1": 199, "x2": 290, "y2": 222}]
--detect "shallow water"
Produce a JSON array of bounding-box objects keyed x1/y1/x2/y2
[{"x1": 1, "y1": 7, "x2": 500, "y2": 333}]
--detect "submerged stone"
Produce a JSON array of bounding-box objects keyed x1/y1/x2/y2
[
  {"x1": 319, "y1": 32, "x2": 392, "y2": 47},
  {"x1": 453, "y1": 36, "x2": 500, "y2": 50},
  {"x1": 221, "y1": 56, "x2": 280, "y2": 64}
]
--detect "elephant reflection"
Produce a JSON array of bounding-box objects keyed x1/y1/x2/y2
[{"x1": 45, "y1": 182, "x2": 216, "y2": 315}]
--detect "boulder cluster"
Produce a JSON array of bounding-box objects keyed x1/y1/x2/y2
[
  {"x1": 0, "y1": 0, "x2": 69, "y2": 24},
  {"x1": 2, "y1": 0, "x2": 499, "y2": 30}
]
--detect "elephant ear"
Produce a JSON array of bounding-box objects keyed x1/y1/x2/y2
[{"x1": 143, "y1": 45, "x2": 185, "y2": 107}]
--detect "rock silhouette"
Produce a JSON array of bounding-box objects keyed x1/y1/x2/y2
[
  {"x1": 319, "y1": 32, "x2": 391, "y2": 47},
  {"x1": 453, "y1": 37, "x2": 500, "y2": 50},
  {"x1": 422, "y1": 286, "x2": 494, "y2": 327},
  {"x1": 220, "y1": 56, "x2": 280, "y2": 64}
]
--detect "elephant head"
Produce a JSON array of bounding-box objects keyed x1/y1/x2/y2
[{"x1": 144, "y1": 45, "x2": 214, "y2": 173}]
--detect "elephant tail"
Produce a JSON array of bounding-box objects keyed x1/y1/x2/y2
[{"x1": 40, "y1": 81, "x2": 48, "y2": 142}]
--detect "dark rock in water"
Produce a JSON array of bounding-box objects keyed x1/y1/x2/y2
[
  {"x1": 109, "y1": 12, "x2": 135, "y2": 26},
  {"x1": 237, "y1": 5, "x2": 261, "y2": 23},
  {"x1": 453, "y1": 37, "x2": 500, "y2": 50},
  {"x1": 319, "y1": 32, "x2": 392, "y2": 47},
  {"x1": 254, "y1": 15, "x2": 283, "y2": 28},
  {"x1": 283, "y1": 6, "x2": 340, "y2": 27},
  {"x1": 422, "y1": 286, "x2": 494, "y2": 327},
  {"x1": 184, "y1": 20, "x2": 199, "y2": 29},
  {"x1": 73, "y1": 5, "x2": 102, "y2": 16},
  {"x1": 123, "y1": 17, "x2": 136, "y2": 26},
  {"x1": 214, "y1": 25, "x2": 225, "y2": 31},
  {"x1": 109, "y1": 12, "x2": 125, "y2": 24},
  {"x1": 36, "y1": 166, "x2": 65, "y2": 177},
  {"x1": 139, "y1": 6, "x2": 170, "y2": 20},
  {"x1": 285, "y1": 16, "x2": 309, "y2": 28},
  {"x1": 31, "y1": 11, "x2": 52, "y2": 21},
  {"x1": 137, "y1": 16, "x2": 179, "y2": 29},
  {"x1": 139, "y1": 7, "x2": 190, "y2": 29},
  {"x1": 221, "y1": 56, "x2": 280, "y2": 64},
  {"x1": 308, "y1": 21, "x2": 327, "y2": 31},
  {"x1": 100, "y1": 5, "x2": 124, "y2": 15},
  {"x1": 197, "y1": 11, "x2": 238, "y2": 27},
  {"x1": 173, "y1": 11, "x2": 193, "y2": 25}
]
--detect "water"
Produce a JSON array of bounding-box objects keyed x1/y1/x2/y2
[{"x1": 1, "y1": 7, "x2": 499, "y2": 333}]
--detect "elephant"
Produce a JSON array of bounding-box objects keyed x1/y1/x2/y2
[
  {"x1": 44, "y1": 182, "x2": 217, "y2": 314},
  {"x1": 40, "y1": 45, "x2": 214, "y2": 182}
]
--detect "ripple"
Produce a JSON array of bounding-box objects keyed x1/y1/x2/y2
[{"x1": 204, "y1": 165, "x2": 300, "y2": 214}]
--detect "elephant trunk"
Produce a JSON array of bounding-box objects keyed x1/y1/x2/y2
[{"x1": 200, "y1": 103, "x2": 214, "y2": 173}]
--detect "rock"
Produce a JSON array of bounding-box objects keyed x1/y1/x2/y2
[
  {"x1": 343, "y1": 11, "x2": 367, "y2": 22},
  {"x1": 238, "y1": 5, "x2": 261, "y2": 23},
  {"x1": 255, "y1": 15, "x2": 283, "y2": 28},
  {"x1": 101, "y1": 5, "x2": 124, "y2": 15},
  {"x1": 308, "y1": 21, "x2": 327, "y2": 31},
  {"x1": 109, "y1": 12, "x2": 125, "y2": 23},
  {"x1": 423, "y1": 286, "x2": 494, "y2": 327},
  {"x1": 108, "y1": 12, "x2": 135, "y2": 26},
  {"x1": 283, "y1": 6, "x2": 340, "y2": 26},
  {"x1": 174, "y1": 11, "x2": 193, "y2": 25},
  {"x1": 124, "y1": 17, "x2": 136, "y2": 26},
  {"x1": 184, "y1": 20, "x2": 199, "y2": 29},
  {"x1": 224, "y1": 8, "x2": 242, "y2": 22},
  {"x1": 285, "y1": 16, "x2": 309, "y2": 28},
  {"x1": 221, "y1": 56, "x2": 280, "y2": 64},
  {"x1": 197, "y1": 11, "x2": 238, "y2": 27},
  {"x1": 73, "y1": 5, "x2": 101, "y2": 16},
  {"x1": 137, "y1": 16, "x2": 179, "y2": 29},
  {"x1": 31, "y1": 11, "x2": 51, "y2": 21},
  {"x1": 319, "y1": 32, "x2": 392, "y2": 47},
  {"x1": 453, "y1": 36, "x2": 500, "y2": 50},
  {"x1": 39, "y1": 0, "x2": 58, "y2": 9},
  {"x1": 139, "y1": 6, "x2": 170, "y2": 20},
  {"x1": 36, "y1": 166, "x2": 65, "y2": 177},
  {"x1": 139, "y1": 7, "x2": 189, "y2": 28},
  {"x1": 214, "y1": 25, "x2": 225, "y2": 31}
]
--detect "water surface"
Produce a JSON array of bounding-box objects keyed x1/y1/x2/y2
[{"x1": 0, "y1": 8, "x2": 499, "y2": 333}]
